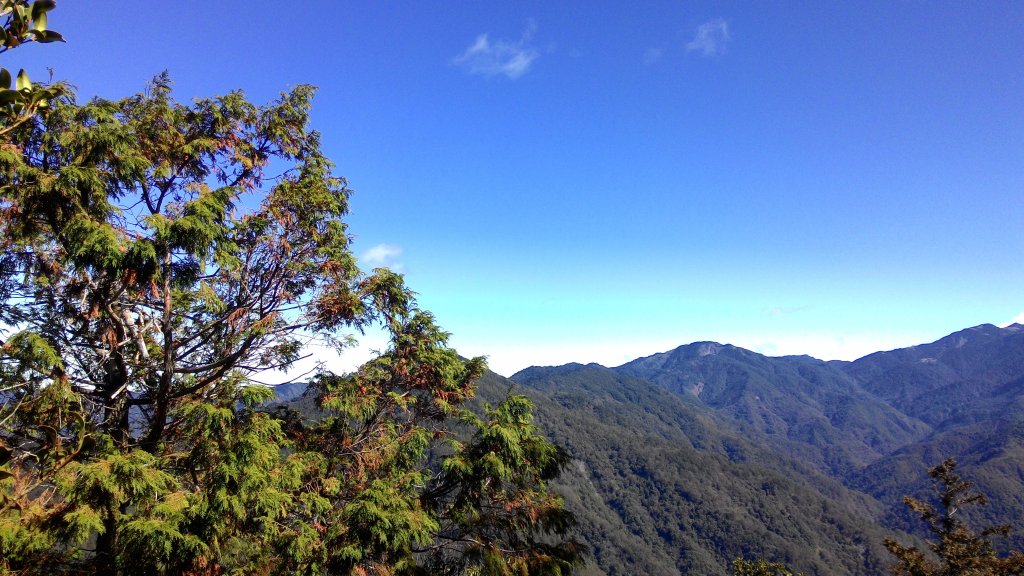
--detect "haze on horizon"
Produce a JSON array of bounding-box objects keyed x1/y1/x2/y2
[{"x1": 22, "y1": 1, "x2": 1024, "y2": 377}]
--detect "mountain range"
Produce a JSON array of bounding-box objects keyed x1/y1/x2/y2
[{"x1": 281, "y1": 324, "x2": 1024, "y2": 575}]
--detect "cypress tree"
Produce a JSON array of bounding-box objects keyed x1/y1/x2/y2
[
  {"x1": 0, "y1": 4, "x2": 581, "y2": 574},
  {"x1": 885, "y1": 458, "x2": 1024, "y2": 576}
]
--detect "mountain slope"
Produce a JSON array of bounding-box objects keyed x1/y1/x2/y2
[
  {"x1": 506, "y1": 324, "x2": 1024, "y2": 568},
  {"x1": 842, "y1": 324, "x2": 1024, "y2": 428},
  {"x1": 274, "y1": 323, "x2": 1024, "y2": 571},
  {"x1": 614, "y1": 342, "x2": 931, "y2": 476},
  {"x1": 500, "y1": 366, "x2": 896, "y2": 575}
]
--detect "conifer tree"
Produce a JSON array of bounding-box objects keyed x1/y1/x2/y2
[
  {"x1": 732, "y1": 558, "x2": 804, "y2": 576},
  {"x1": 885, "y1": 458, "x2": 1024, "y2": 576},
  {"x1": 0, "y1": 4, "x2": 581, "y2": 574}
]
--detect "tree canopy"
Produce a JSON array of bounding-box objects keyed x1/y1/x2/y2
[
  {"x1": 0, "y1": 4, "x2": 581, "y2": 574},
  {"x1": 885, "y1": 457, "x2": 1024, "y2": 576}
]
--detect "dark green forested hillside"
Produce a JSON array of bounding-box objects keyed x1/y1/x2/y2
[
  {"x1": 272, "y1": 324, "x2": 1024, "y2": 574},
  {"x1": 840, "y1": 324, "x2": 1024, "y2": 427},
  {"x1": 485, "y1": 367, "x2": 896, "y2": 575},
  {"x1": 840, "y1": 325, "x2": 1024, "y2": 551},
  {"x1": 490, "y1": 324, "x2": 1024, "y2": 573},
  {"x1": 615, "y1": 342, "x2": 932, "y2": 476},
  {"x1": 850, "y1": 416, "x2": 1024, "y2": 552}
]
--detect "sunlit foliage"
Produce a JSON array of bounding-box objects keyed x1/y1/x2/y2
[{"x1": 0, "y1": 5, "x2": 580, "y2": 574}]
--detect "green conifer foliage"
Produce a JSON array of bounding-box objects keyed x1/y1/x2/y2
[
  {"x1": 885, "y1": 458, "x2": 1024, "y2": 576},
  {"x1": 0, "y1": 7, "x2": 581, "y2": 574}
]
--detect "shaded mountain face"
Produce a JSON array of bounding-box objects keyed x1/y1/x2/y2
[
  {"x1": 495, "y1": 366, "x2": 895, "y2": 576},
  {"x1": 614, "y1": 342, "x2": 932, "y2": 475},
  {"x1": 843, "y1": 324, "x2": 1024, "y2": 428},
  {"x1": 837, "y1": 325, "x2": 1024, "y2": 549},
  {"x1": 848, "y1": 412, "x2": 1024, "y2": 551},
  {"x1": 267, "y1": 381, "x2": 310, "y2": 404}
]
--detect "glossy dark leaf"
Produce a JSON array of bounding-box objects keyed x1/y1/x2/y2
[
  {"x1": 0, "y1": 88, "x2": 24, "y2": 105},
  {"x1": 31, "y1": 9, "x2": 44, "y2": 32},
  {"x1": 15, "y1": 68, "x2": 29, "y2": 90},
  {"x1": 29, "y1": 28, "x2": 63, "y2": 43},
  {"x1": 31, "y1": 0, "x2": 56, "y2": 20}
]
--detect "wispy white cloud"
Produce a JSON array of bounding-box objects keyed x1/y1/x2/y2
[
  {"x1": 361, "y1": 243, "x2": 404, "y2": 270},
  {"x1": 746, "y1": 333, "x2": 918, "y2": 362},
  {"x1": 452, "y1": 337, "x2": 689, "y2": 378},
  {"x1": 768, "y1": 305, "x2": 810, "y2": 318},
  {"x1": 453, "y1": 20, "x2": 539, "y2": 79},
  {"x1": 642, "y1": 47, "x2": 663, "y2": 65},
  {"x1": 262, "y1": 328, "x2": 391, "y2": 384},
  {"x1": 687, "y1": 18, "x2": 731, "y2": 57},
  {"x1": 999, "y1": 312, "x2": 1024, "y2": 327}
]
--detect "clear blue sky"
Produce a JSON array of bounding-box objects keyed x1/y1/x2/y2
[{"x1": 17, "y1": 2, "x2": 1024, "y2": 375}]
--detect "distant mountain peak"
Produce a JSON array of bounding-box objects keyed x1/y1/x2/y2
[
  {"x1": 510, "y1": 362, "x2": 608, "y2": 382},
  {"x1": 929, "y1": 323, "x2": 1005, "y2": 349},
  {"x1": 670, "y1": 341, "x2": 741, "y2": 358},
  {"x1": 697, "y1": 342, "x2": 721, "y2": 357}
]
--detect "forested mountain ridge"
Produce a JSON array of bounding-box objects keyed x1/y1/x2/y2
[
  {"x1": 488, "y1": 366, "x2": 895, "y2": 575},
  {"x1": 841, "y1": 323, "x2": 1024, "y2": 428},
  {"x1": 267, "y1": 323, "x2": 1024, "y2": 574},
  {"x1": 496, "y1": 324, "x2": 1024, "y2": 574},
  {"x1": 614, "y1": 341, "x2": 933, "y2": 475},
  {"x1": 838, "y1": 326, "x2": 1024, "y2": 548}
]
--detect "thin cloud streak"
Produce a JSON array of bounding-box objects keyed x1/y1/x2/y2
[
  {"x1": 687, "y1": 18, "x2": 731, "y2": 56},
  {"x1": 999, "y1": 312, "x2": 1024, "y2": 327},
  {"x1": 453, "y1": 21, "x2": 540, "y2": 79},
  {"x1": 361, "y1": 243, "x2": 404, "y2": 270},
  {"x1": 768, "y1": 305, "x2": 810, "y2": 318}
]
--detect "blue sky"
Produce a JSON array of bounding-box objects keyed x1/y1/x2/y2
[{"x1": 16, "y1": 2, "x2": 1024, "y2": 375}]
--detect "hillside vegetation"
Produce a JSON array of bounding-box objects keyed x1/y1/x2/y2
[{"x1": 500, "y1": 324, "x2": 1024, "y2": 574}]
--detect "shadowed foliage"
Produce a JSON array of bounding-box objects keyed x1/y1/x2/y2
[{"x1": 884, "y1": 458, "x2": 1024, "y2": 576}]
